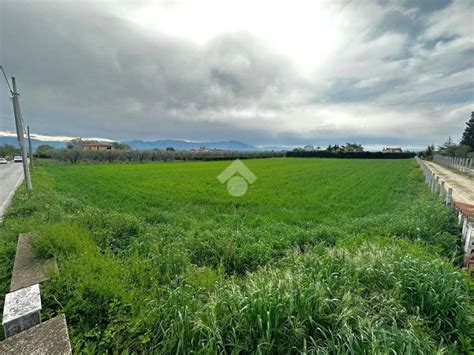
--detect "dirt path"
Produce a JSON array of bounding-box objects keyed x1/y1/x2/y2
[{"x1": 425, "y1": 161, "x2": 474, "y2": 205}]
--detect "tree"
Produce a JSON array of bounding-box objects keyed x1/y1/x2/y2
[
  {"x1": 0, "y1": 144, "x2": 20, "y2": 158},
  {"x1": 422, "y1": 144, "x2": 435, "y2": 158},
  {"x1": 111, "y1": 142, "x2": 131, "y2": 150},
  {"x1": 36, "y1": 145, "x2": 55, "y2": 158},
  {"x1": 166, "y1": 147, "x2": 176, "y2": 151},
  {"x1": 437, "y1": 136, "x2": 454, "y2": 152},
  {"x1": 442, "y1": 144, "x2": 471, "y2": 157},
  {"x1": 343, "y1": 143, "x2": 364, "y2": 152},
  {"x1": 460, "y1": 112, "x2": 474, "y2": 150}
]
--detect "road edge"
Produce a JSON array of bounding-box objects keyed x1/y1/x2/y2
[{"x1": 0, "y1": 174, "x2": 24, "y2": 221}]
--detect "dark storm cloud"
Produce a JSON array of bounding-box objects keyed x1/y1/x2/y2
[
  {"x1": 371, "y1": 9, "x2": 423, "y2": 39},
  {"x1": 325, "y1": 78, "x2": 407, "y2": 103},
  {"x1": 401, "y1": 0, "x2": 453, "y2": 12},
  {"x1": 422, "y1": 34, "x2": 460, "y2": 49},
  {"x1": 0, "y1": 0, "x2": 300, "y2": 142},
  {"x1": 0, "y1": 0, "x2": 472, "y2": 147},
  {"x1": 377, "y1": 0, "x2": 453, "y2": 13}
]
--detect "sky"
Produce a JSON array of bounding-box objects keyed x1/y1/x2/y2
[{"x1": 0, "y1": 0, "x2": 473, "y2": 149}]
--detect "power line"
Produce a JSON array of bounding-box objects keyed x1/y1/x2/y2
[{"x1": 0, "y1": 66, "x2": 13, "y2": 94}]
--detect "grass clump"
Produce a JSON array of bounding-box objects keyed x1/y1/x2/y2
[
  {"x1": 138, "y1": 241, "x2": 470, "y2": 353},
  {"x1": 74, "y1": 208, "x2": 143, "y2": 253},
  {"x1": 31, "y1": 222, "x2": 97, "y2": 259}
]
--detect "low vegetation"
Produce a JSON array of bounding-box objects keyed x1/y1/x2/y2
[
  {"x1": 33, "y1": 146, "x2": 284, "y2": 163},
  {"x1": 287, "y1": 150, "x2": 416, "y2": 159},
  {"x1": 0, "y1": 158, "x2": 471, "y2": 352}
]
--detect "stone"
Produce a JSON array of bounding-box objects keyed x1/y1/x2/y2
[
  {"x1": 10, "y1": 233, "x2": 57, "y2": 292},
  {"x1": 0, "y1": 314, "x2": 71, "y2": 354},
  {"x1": 2, "y1": 284, "x2": 41, "y2": 338}
]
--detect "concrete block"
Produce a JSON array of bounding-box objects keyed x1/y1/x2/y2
[
  {"x1": 10, "y1": 233, "x2": 57, "y2": 292},
  {"x1": 0, "y1": 314, "x2": 71, "y2": 354},
  {"x1": 2, "y1": 284, "x2": 41, "y2": 338}
]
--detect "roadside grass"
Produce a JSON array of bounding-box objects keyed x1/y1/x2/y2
[{"x1": 0, "y1": 158, "x2": 471, "y2": 352}]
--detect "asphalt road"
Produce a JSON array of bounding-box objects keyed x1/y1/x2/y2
[{"x1": 0, "y1": 163, "x2": 24, "y2": 218}]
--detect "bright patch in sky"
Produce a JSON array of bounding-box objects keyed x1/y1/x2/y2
[{"x1": 118, "y1": 0, "x2": 343, "y2": 73}]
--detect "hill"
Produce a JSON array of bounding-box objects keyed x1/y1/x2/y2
[
  {"x1": 0, "y1": 136, "x2": 66, "y2": 149},
  {"x1": 123, "y1": 139, "x2": 259, "y2": 151},
  {"x1": 0, "y1": 137, "x2": 261, "y2": 151}
]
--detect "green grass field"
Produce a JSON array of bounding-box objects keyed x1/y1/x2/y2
[{"x1": 0, "y1": 158, "x2": 471, "y2": 352}]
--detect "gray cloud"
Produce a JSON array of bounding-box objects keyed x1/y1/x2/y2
[{"x1": 0, "y1": 0, "x2": 472, "y2": 148}]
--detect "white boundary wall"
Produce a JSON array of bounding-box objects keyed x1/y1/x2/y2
[
  {"x1": 415, "y1": 157, "x2": 474, "y2": 254},
  {"x1": 433, "y1": 155, "x2": 474, "y2": 177}
]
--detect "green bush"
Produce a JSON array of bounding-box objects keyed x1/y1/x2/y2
[
  {"x1": 75, "y1": 209, "x2": 143, "y2": 252},
  {"x1": 30, "y1": 222, "x2": 96, "y2": 259}
]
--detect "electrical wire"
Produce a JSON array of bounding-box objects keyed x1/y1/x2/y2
[{"x1": 0, "y1": 65, "x2": 13, "y2": 94}]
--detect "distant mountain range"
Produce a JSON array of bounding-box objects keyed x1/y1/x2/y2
[
  {"x1": 0, "y1": 136, "x2": 286, "y2": 151},
  {"x1": 122, "y1": 139, "x2": 260, "y2": 151},
  {"x1": 0, "y1": 136, "x2": 68, "y2": 150}
]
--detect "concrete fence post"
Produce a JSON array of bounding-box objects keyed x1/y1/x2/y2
[
  {"x1": 431, "y1": 174, "x2": 436, "y2": 192},
  {"x1": 446, "y1": 187, "x2": 453, "y2": 205},
  {"x1": 462, "y1": 217, "x2": 468, "y2": 239},
  {"x1": 463, "y1": 224, "x2": 473, "y2": 254}
]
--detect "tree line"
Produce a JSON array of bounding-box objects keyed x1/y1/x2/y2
[
  {"x1": 34, "y1": 147, "x2": 284, "y2": 163},
  {"x1": 420, "y1": 112, "x2": 474, "y2": 159},
  {"x1": 287, "y1": 150, "x2": 416, "y2": 159}
]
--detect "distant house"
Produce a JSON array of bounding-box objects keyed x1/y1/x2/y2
[
  {"x1": 383, "y1": 147, "x2": 403, "y2": 153},
  {"x1": 83, "y1": 143, "x2": 113, "y2": 151},
  {"x1": 343, "y1": 146, "x2": 364, "y2": 152},
  {"x1": 191, "y1": 147, "x2": 209, "y2": 152},
  {"x1": 304, "y1": 145, "x2": 315, "y2": 151}
]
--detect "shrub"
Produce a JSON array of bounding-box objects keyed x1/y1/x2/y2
[
  {"x1": 75, "y1": 209, "x2": 143, "y2": 252},
  {"x1": 31, "y1": 222, "x2": 96, "y2": 259}
]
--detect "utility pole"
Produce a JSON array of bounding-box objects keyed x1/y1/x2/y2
[
  {"x1": 27, "y1": 125, "x2": 34, "y2": 168},
  {"x1": 11, "y1": 77, "x2": 32, "y2": 192}
]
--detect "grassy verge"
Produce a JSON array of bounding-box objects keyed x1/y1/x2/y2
[{"x1": 0, "y1": 158, "x2": 472, "y2": 352}]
